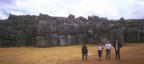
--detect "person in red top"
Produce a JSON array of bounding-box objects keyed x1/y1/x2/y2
[{"x1": 82, "y1": 43, "x2": 88, "y2": 60}]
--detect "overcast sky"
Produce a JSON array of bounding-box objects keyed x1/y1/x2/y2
[{"x1": 0, "y1": 0, "x2": 144, "y2": 20}]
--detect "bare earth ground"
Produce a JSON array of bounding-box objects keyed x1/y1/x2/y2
[{"x1": 0, "y1": 43, "x2": 144, "y2": 64}]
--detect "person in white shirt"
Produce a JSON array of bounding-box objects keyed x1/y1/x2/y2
[
  {"x1": 98, "y1": 43, "x2": 103, "y2": 60},
  {"x1": 105, "y1": 41, "x2": 112, "y2": 59}
]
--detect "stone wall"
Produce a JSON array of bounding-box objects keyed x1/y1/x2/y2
[
  {"x1": 109, "y1": 29, "x2": 124, "y2": 44},
  {"x1": 0, "y1": 14, "x2": 143, "y2": 47}
]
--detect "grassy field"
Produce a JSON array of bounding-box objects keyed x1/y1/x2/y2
[{"x1": 0, "y1": 43, "x2": 144, "y2": 64}]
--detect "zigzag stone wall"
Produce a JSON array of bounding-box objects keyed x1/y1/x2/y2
[{"x1": 0, "y1": 14, "x2": 143, "y2": 47}]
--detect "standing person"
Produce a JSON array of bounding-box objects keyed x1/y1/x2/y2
[
  {"x1": 82, "y1": 43, "x2": 88, "y2": 60},
  {"x1": 105, "y1": 41, "x2": 112, "y2": 59},
  {"x1": 113, "y1": 40, "x2": 122, "y2": 60},
  {"x1": 98, "y1": 43, "x2": 103, "y2": 60}
]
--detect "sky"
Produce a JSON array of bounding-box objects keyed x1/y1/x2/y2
[{"x1": 0, "y1": 0, "x2": 144, "y2": 20}]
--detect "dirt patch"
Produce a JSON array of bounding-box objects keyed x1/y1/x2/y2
[{"x1": 0, "y1": 44, "x2": 144, "y2": 64}]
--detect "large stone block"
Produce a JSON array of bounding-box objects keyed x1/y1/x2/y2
[
  {"x1": 101, "y1": 33, "x2": 109, "y2": 44},
  {"x1": 36, "y1": 36, "x2": 47, "y2": 47},
  {"x1": 26, "y1": 25, "x2": 33, "y2": 37},
  {"x1": 124, "y1": 29, "x2": 137, "y2": 43},
  {"x1": 110, "y1": 29, "x2": 124, "y2": 44},
  {"x1": 51, "y1": 34, "x2": 59, "y2": 46},
  {"x1": 65, "y1": 35, "x2": 73, "y2": 45},
  {"x1": 37, "y1": 21, "x2": 47, "y2": 35},
  {"x1": 101, "y1": 37, "x2": 108, "y2": 44},
  {"x1": 93, "y1": 34, "x2": 99, "y2": 44},
  {"x1": 83, "y1": 34, "x2": 88, "y2": 44},
  {"x1": 68, "y1": 14, "x2": 75, "y2": 19},
  {"x1": 71, "y1": 35, "x2": 77, "y2": 45},
  {"x1": 88, "y1": 38, "x2": 94, "y2": 44},
  {"x1": 45, "y1": 34, "x2": 50, "y2": 46},
  {"x1": 9, "y1": 34, "x2": 16, "y2": 40},
  {"x1": 76, "y1": 34, "x2": 83, "y2": 45},
  {"x1": 16, "y1": 31, "x2": 26, "y2": 47},
  {"x1": 0, "y1": 39, "x2": 3, "y2": 47},
  {"x1": 0, "y1": 30, "x2": 2, "y2": 38},
  {"x1": 59, "y1": 35, "x2": 66, "y2": 46},
  {"x1": 3, "y1": 40, "x2": 11, "y2": 47}
]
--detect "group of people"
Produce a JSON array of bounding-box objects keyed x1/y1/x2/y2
[{"x1": 82, "y1": 40, "x2": 123, "y2": 61}]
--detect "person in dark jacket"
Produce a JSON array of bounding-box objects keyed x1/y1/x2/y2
[
  {"x1": 82, "y1": 43, "x2": 88, "y2": 60},
  {"x1": 113, "y1": 40, "x2": 123, "y2": 60}
]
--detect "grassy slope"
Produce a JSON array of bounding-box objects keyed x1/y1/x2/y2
[{"x1": 0, "y1": 43, "x2": 144, "y2": 64}]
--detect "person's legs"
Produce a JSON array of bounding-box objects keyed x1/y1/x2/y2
[
  {"x1": 98, "y1": 50, "x2": 102, "y2": 60},
  {"x1": 108, "y1": 50, "x2": 110, "y2": 59},
  {"x1": 109, "y1": 49, "x2": 111, "y2": 59},
  {"x1": 106, "y1": 49, "x2": 108, "y2": 59},
  {"x1": 107, "y1": 49, "x2": 110, "y2": 59},
  {"x1": 100, "y1": 50, "x2": 102, "y2": 58},
  {"x1": 84, "y1": 53, "x2": 87, "y2": 60},
  {"x1": 115, "y1": 50, "x2": 117, "y2": 60},
  {"x1": 82, "y1": 52, "x2": 84, "y2": 60},
  {"x1": 118, "y1": 50, "x2": 120, "y2": 60},
  {"x1": 100, "y1": 50, "x2": 102, "y2": 60},
  {"x1": 98, "y1": 50, "x2": 100, "y2": 58}
]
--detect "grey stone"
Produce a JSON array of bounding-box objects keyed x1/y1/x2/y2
[
  {"x1": 93, "y1": 34, "x2": 99, "y2": 44},
  {"x1": 0, "y1": 39, "x2": 2, "y2": 47},
  {"x1": 65, "y1": 35, "x2": 73, "y2": 45},
  {"x1": 59, "y1": 35, "x2": 66, "y2": 46},
  {"x1": 26, "y1": 25, "x2": 33, "y2": 37},
  {"x1": 51, "y1": 34, "x2": 59, "y2": 46},
  {"x1": 68, "y1": 14, "x2": 75, "y2": 19},
  {"x1": 37, "y1": 20, "x2": 47, "y2": 35},
  {"x1": 88, "y1": 38, "x2": 94, "y2": 44},
  {"x1": 3, "y1": 40, "x2": 11, "y2": 47},
  {"x1": 71, "y1": 35, "x2": 77, "y2": 45},
  {"x1": 76, "y1": 34, "x2": 83, "y2": 45},
  {"x1": 36, "y1": 36, "x2": 47, "y2": 47},
  {"x1": 1, "y1": 13, "x2": 143, "y2": 47},
  {"x1": 110, "y1": 29, "x2": 124, "y2": 44},
  {"x1": 16, "y1": 31, "x2": 26, "y2": 47},
  {"x1": 101, "y1": 33, "x2": 109, "y2": 44},
  {"x1": 9, "y1": 34, "x2": 16, "y2": 40}
]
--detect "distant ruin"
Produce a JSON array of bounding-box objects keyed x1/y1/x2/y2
[{"x1": 0, "y1": 13, "x2": 144, "y2": 47}]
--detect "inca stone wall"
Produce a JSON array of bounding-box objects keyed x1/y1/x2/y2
[{"x1": 0, "y1": 13, "x2": 143, "y2": 47}]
